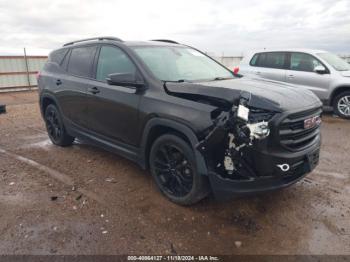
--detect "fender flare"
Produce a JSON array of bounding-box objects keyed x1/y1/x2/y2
[
  {"x1": 39, "y1": 92, "x2": 63, "y2": 116},
  {"x1": 139, "y1": 118, "x2": 209, "y2": 176}
]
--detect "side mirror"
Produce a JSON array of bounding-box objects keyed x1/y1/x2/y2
[
  {"x1": 314, "y1": 65, "x2": 327, "y2": 74},
  {"x1": 106, "y1": 73, "x2": 145, "y2": 88}
]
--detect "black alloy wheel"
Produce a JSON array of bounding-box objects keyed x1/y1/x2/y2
[
  {"x1": 44, "y1": 104, "x2": 74, "y2": 146},
  {"x1": 153, "y1": 143, "x2": 194, "y2": 197},
  {"x1": 150, "y1": 134, "x2": 209, "y2": 205}
]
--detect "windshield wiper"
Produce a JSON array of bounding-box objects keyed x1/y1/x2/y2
[
  {"x1": 163, "y1": 79, "x2": 191, "y2": 83},
  {"x1": 212, "y1": 77, "x2": 234, "y2": 81}
]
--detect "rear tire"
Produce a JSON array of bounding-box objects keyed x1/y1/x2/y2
[
  {"x1": 333, "y1": 91, "x2": 350, "y2": 119},
  {"x1": 149, "y1": 134, "x2": 210, "y2": 205},
  {"x1": 44, "y1": 104, "x2": 75, "y2": 146}
]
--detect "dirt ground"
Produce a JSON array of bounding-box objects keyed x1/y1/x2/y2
[{"x1": 0, "y1": 90, "x2": 349, "y2": 255}]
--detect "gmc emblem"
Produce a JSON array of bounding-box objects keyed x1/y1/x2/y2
[{"x1": 304, "y1": 115, "x2": 322, "y2": 129}]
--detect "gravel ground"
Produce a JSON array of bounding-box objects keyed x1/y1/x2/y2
[{"x1": 0, "y1": 91, "x2": 349, "y2": 255}]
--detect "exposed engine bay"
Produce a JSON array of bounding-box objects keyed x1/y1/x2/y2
[
  {"x1": 196, "y1": 92, "x2": 271, "y2": 179},
  {"x1": 163, "y1": 82, "x2": 276, "y2": 180}
]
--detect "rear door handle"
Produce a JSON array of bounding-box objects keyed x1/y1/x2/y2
[
  {"x1": 255, "y1": 71, "x2": 261, "y2": 75},
  {"x1": 88, "y1": 86, "x2": 100, "y2": 94},
  {"x1": 56, "y1": 79, "x2": 62, "y2": 86},
  {"x1": 287, "y1": 74, "x2": 294, "y2": 79}
]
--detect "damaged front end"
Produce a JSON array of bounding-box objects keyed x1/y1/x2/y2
[
  {"x1": 196, "y1": 91, "x2": 272, "y2": 181},
  {"x1": 164, "y1": 81, "x2": 321, "y2": 199}
]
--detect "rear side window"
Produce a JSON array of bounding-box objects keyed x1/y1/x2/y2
[
  {"x1": 96, "y1": 46, "x2": 136, "y2": 82},
  {"x1": 290, "y1": 53, "x2": 322, "y2": 72},
  {"x1": 67, "y1": 46, "x2": 97, "y2": 78},
  {"x1": 250, "y1": 54, "x2": 259, "y2": 66},
  {"x1": 258, "y1": 52, "x2": 286, "y2": 69},
  {"x1": 48, "y1": 49, "x2": 68, "y2": 65}
]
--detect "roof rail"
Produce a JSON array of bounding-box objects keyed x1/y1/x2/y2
[
  {"x1": 63, "y1": 36, "x2": 123, "y2": 46},
  {"x1": 150, "y1": 39, "x2": 179, "y2": 44}
]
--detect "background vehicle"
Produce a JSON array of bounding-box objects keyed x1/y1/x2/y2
[
  {"x1": 239, "y1": 49, "x2": 350, "y2": 119},
  {"x1": 38, "y1": 37, "x2": 322, "y2": 205}
]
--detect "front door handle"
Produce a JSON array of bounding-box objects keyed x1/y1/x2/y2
[
  {"x1": 287, "y1": 74, "x2": 294, "y2": 79},
  {"x1": 88, "y1": 86, "x2": 100, "y2": 94},
  {"x1": 56, "y1": 79, "x2": 62, "y2": 86},
  {"x1": 255, "y1": 71, "x2": 261, "y2": 75}
]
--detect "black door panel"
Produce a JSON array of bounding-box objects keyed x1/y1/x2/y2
[
  {"x1": 55, "y1": 45, "x2": 97, "y2": 129},
  {"x1": 86, "y1": 83, "x2": 141, "y2": 145},
  {"x1": 57, "y1": 75, "x2": 90, "y2": 128},
  {"x1": 86, "y1": 45, "x2": 141, "y2": 146}
]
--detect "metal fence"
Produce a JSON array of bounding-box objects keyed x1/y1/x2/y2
[
  {"x1": 0, "y1": 52, "x2": 349, "y2": 93},
  {"x1": 0, "y1": 55, "x2": 47, "y2": 92},
  {"x1": 340, "y1": 55, "x2": 350, "y2": 63},
  {"x1": 213, "y1": 56, "x2": 243, "y2": 69}
]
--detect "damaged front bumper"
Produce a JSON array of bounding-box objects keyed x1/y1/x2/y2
[
  {"x1": 195, "y1": 92, "x2": 322, "y2": 200},
  {"x1": 207, "y1": 137, "x2": 320, "y2": 200}
]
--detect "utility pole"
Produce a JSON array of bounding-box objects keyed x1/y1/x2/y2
[{"x1": 23, "y1": 47, "x2": 31, "y2": 90}]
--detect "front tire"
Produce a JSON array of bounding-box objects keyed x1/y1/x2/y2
[
  {"x1": 44, "y1": 104, "x2": 75, "y2": 146},
  {"x1": 149, "y1": 134, "x2": 209, "y2": 205},
  {"x1": 333, "y1": 91, "x2": 350, "y2": 119}
]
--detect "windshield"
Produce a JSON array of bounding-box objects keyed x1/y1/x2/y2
[
  {"x1": 317, "y1": 52, "x2": 350, "y2": 71},
  {"x1": 132, "y1": 46, "x2": 233, "y2": 82}
]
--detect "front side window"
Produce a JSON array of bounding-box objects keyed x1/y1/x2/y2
[
  {"x1": 317, "y1": 52, "x2": 350, "y2": 71},
  {"x1": 290, "y1": 53, "x2": 322, "y2": 72},
  {"x1": 132, "y1": 46, "x2": 233, "y2": 82},
  {"x1": 96, "y1": 46, "x2": 136, "y2": 82},
  {"x1": 256, "y1": 52, "x2": 286, "y2": 69},
  {"x1": 67, "y1": 46, "x2": 97, "y2": 77}
]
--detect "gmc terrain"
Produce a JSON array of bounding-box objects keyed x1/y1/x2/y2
[{"x1": 38, "y1": 37, "x2": 322, "y2": 205}]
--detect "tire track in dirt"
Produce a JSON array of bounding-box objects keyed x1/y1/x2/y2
[{"x1": 0, "y1": 147, "x2": 105, "y2": 205}]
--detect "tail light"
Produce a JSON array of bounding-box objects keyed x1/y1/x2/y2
[{"x1": 233, "y1": 67, "x2": 239, "y2": 74}]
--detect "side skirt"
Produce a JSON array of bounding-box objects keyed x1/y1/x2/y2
[{"x1": 65, "y1": 121, "x2": 143, "y2": 168}]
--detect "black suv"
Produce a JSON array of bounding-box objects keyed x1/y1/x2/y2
[{"x1": 38, "y1": 37, "x2": 322, "y2": 205}]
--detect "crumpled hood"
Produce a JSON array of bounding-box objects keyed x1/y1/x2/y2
[{"x1": 165, "y1": 77, "x2": 322, "y2": 112}]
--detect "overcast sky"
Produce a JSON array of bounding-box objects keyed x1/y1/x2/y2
[{"x1": 0, "y1": 0, "x2": 349, "y2": 56}]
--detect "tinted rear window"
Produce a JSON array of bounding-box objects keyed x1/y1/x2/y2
[
  {"x1": 48, "y1": 49, "x2": 68, "y2": 65},
  {"x1": 251, "y1": 52, "x2": 286, "y2": 69},
  {"x1": 67, "y1": 46, "x2": 97, "y2": 78}
]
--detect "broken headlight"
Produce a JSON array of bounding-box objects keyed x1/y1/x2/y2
[
  {"x1": 248, "y1": 108, "x2": 275, "y2": 123},
  {"x1": 197, "y1": 92, "x2": 277, "y2": 178},
  {"x1": 233, "y1": 103, "x2": 272, "y2": 143}
]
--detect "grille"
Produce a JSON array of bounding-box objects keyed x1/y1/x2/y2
[{"x1": 279, "y1": 108, "x2": 322, "y2": 150}]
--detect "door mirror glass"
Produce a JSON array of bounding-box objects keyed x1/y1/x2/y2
[
  {"x1": 106, "y1": 73, "x2": 144, "y2": 88},
  {"x1": 314, "y1": 65, "x2": 327, "y2": 74}
]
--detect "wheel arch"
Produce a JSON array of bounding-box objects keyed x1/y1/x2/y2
[
  {"x1": 139, "y1": 118, "x2": 208, "y2": 176},
  {"x1": 330, "y1": 85, "x2": 350, "y2": 106},
  {"x1": 40, "y1": 93, "x2": 61, "y2": 116}
]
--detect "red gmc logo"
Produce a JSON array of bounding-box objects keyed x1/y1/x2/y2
[{"x1": 304, "y1": 116, "x2": 322, "y2": 129}]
